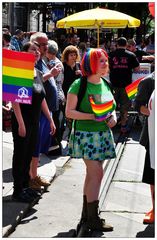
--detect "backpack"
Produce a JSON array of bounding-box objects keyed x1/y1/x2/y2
[{"x1": 76, "y1": 76, "x2": 113, "y2": 110}]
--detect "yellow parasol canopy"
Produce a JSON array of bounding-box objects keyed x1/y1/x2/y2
[
  {"x1": 56, "y1": 7, "x2": 141, "y2": 47},
  {"x1": 57, "y1": 7, "x2": 141, "y2": 29}
]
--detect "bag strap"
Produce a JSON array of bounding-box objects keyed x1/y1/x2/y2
[
  {"x1": 76, "y1": 76, "x2": 87, "y2": 110},
  {"x1": 73, "y1": 76, "x2": 87, "y2": 137},
  {"x1": 101, "y1": 77, "x2": 113, "y2": 93},
  {"x1": 77, "y1": 76, "x2": 113, "y2": 110}
]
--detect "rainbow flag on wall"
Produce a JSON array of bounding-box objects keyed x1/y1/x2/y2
[
  {"x1": 89, "y1": 96, "x2": 114, "y2": 122},
  {"x1": 125, "y1": 77, "x2": 144, "y2": 100},
  {"x1": 3, "y1": 49, "x2": 35, "y2": 104}
]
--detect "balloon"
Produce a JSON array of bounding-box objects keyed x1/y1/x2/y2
[{"x1": 148, "y1": 2, "x2": 155, "y2": 18}]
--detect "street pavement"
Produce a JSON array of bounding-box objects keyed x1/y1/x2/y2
[
  {"x1": 2, "y1": 132, "x2": 70, "y2": 237},
  {"x1": 95, "y1": 126, "x2": 154, "y2": 237},
  {"x1": 2, "y1": 125, "x2": 155, "y2": 238}
]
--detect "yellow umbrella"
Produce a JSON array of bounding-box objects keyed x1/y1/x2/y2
[{"x1": 56, "y1": 7, "x2": 141, "y2": 47}]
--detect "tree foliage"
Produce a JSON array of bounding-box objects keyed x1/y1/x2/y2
[{"x1": 3, "y1": 2, "x2": 154, "y2": 40}]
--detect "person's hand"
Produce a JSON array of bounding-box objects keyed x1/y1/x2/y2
[
  {"x1": 6, "y1": 102, "x2": 12, "y2": 111},
  {"x1": 49, "y1": 119, "x2": 56, "y2": 135},
  {"x1": 106, "y1": 115, "x2": 117, "y2": 128},
  {"x1": 18, "y1": 122, "x2": 26, "y2": 137},
  {"x1": 140, "y1": 106, "x2": 150, "y2": 116},
  {"x1": 3, "y1": 102, "x2": 12, "y2": 111},
  {"x1": 75, "y1": 69, "x2": 82, "y2": 75},
  {"x1": 50, "y1": 63, "x2": 62, "y2": 77},
  {"x1": 3, "y1": 106, "x2": 10, "y2": 111}
]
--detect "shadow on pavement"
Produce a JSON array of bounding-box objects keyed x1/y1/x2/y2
[
  {"x1": 91, "y1": 230, "x2": 106, "y2": 238},
  {"x1": 136, "y1": 224, "x2": 155, "y2": 237},
  {"x1": 53, "y1": 228, "x2": 105, "y2": 238},
  {"x1": 3, "y1": 168, "x2": 13, "y2": 183},
  {"x1": 20, "y1": 215, "x2": 38, "y2": 225},
  {"x1": 3, "y1": 195, "x2": 38, "y2": 228},
  {"x1": 52, "y1": 229, "x2": 77, "y2": 237}
]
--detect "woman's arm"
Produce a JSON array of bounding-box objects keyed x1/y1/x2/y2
[
  {"x1": 65, "y1": 93, "x2": 95, "y2": 120},
  {"x1": 41, "y1": 98, "x2": 56, "y2": 135},
  {"x1": 12, "y1": 102, "x2": 26, "y2": 137}
]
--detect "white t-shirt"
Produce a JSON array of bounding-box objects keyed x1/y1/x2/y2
[{"x1": 148, "y1": 90, "x2": 155, "y2": 169}]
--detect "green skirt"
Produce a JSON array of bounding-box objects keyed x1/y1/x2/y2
[{"x1": 68, "y1": 129, "x2": 116, "y2": 161}]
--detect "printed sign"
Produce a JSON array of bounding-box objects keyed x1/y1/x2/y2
[
  {"x1": 132, "y1": 63, "x2": 151, "y2": 82},
  {"x1": 3, "y1": 49, "x2": 35, "y2": 104}
]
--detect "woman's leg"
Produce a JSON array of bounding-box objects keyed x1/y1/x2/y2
[
  {"x1": 83, "y1": 159, "x2": 103, "y2": 202},
  {"x1": 12, "y1": 133, "x2": 27, "y2": 195},
  {"x1": 150, "y1": 184, "x2": 155, "y2": 210},
  {"x1": 82, "y1": 159, "x2": 113, "y2": 231},
  {"x1": 143, "y1": 184, "x2": 155, "y2": 224},
  {"x1": 29, "y1": 113, "x2": 50, "y2": 188},
  {"x1": 29, "y1": 157, "x2": 39, "y2": 179},
  {"x1": 142, "y1": 145, "x2": 155, "y2": 224},
  {"x1": 12, "y1": 115, "x2": 30, "y2": 195},
  {"x1": 79, "y1": 159, "x2": 103, "y2": 224}
]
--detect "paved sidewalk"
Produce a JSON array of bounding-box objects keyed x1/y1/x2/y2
[
  {"x1": 2, "y1": 125, "x2": 155, "y2": 238},
  {"x1": 93, "y1": 125, "x2": 155, "y2": 237},
  {"x1": 2, "y1": 132, "x2": 70, "y2": 237}
]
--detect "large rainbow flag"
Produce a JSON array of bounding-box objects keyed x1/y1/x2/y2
[
  {"x1": 125, "y1": 77, "x2": 144, "y2": 100},
  {"x1": 89, "y1": 96, "x2": 114, "y2": 122},
  {"x1": 3, "y1": 49, "x2": 35, "y2": 104}
]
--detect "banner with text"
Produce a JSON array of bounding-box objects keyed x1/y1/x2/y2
[{"x1": 3, "y1": 49, "x2": 35, "y2": 104}]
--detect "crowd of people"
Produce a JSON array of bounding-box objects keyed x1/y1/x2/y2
[{"x1": 2, "y1": 25, "x2": 155, "y2": 228}]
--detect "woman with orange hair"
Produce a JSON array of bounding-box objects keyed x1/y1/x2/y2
[{"x1": 66, "y1": 48, "x2": 117, "y2": 232}]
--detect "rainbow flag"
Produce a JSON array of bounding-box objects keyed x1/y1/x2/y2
[
  {"x1": 125, "y1": 77, "x2": 144, "y2": 100},
  {"x1": 89, "y1": 96, "x2": 114, "y2": 121},
  {"x1": 3, "y1": 49, "x2": 35, "y2": 104}
]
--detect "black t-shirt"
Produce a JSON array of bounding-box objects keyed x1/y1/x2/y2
[
  {"x1": 109, "y1": 48, "x2": 139, "y2": 88},
  {"x1": 19, "y1": 69, "x2": 46, "y2": 125},
  {"x1": 134, "y1": 48, "x2": 151, "y2": 63},
  {"x1": 62, "y1": 62, "x2": 81, "y2": 98}
]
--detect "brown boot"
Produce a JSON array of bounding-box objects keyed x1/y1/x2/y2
[
  {"x1": 77, "y1": 195, "x2": 88, "y2": 233},
  {"x1": 79, "y1": 195, "x2": 88, "y2": 223},
  {"x1": 34, "y1": 175, "x2": 51, "y2": 187},
  {"x1": 29, "y1": 179, "x2": 42, "y2": 191},
  {"x1": 87, "y1": 200, "x2": 113, "y2": 232}
]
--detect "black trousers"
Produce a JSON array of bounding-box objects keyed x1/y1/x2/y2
[
  {"x1": 11, "y1": 114, "x2": 39, "y2": 195},
  {"x1": 142, "y1": 143, "x2": 155, "y2": 185}
]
